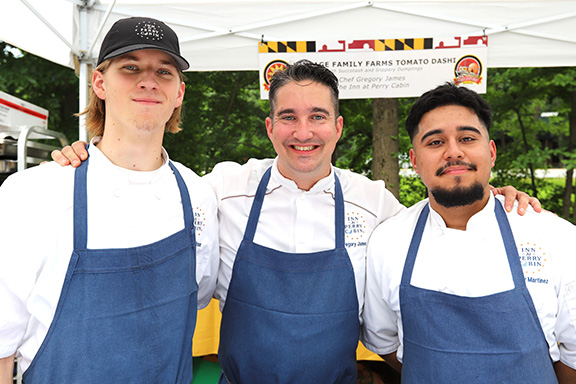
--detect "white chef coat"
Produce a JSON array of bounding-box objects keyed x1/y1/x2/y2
[
  {"x1": 362, "y1": 194, "x2": 576, "y2": 370},
  {"x1": 204, "y1": 158, "x2": 405, "y2": 318},
  {"x1": 0, "y1": 142, "x2": 219, "y2": 371}
]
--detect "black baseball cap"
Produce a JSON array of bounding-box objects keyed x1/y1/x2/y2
[{"x1": 97, "y1": 17, "x2": 189, "y2": 70}]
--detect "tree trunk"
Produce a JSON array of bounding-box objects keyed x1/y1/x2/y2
[
  {"x1": 515, "y1": 108, "x2": 538, "y2": 198},
  {"x1": 569, "y1": 89, "x2": 576, "y2": 223},
  {"x1": 562, "y1": 90, "x2": 576, "y2": 218},
  {"x1": 372, "y1": 98, "x2": 399, "y2": 199},
  {"x1": 563, "y1": 169, "x2": 573, "y2": 219}
]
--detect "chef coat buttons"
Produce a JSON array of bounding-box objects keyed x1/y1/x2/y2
[{"x1": 113, "y1": 188, "x2": 123, "y2": 198}]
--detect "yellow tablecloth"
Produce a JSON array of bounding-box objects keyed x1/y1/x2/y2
[{"x1": 193, "y1": 299, "x2": 382, "y2": 361}]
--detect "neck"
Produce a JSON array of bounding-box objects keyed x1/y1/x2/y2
[
  {"x1": 276, "y1": 162, "x2": 331, "y2": 191},
  {"x1": 279, "y1": 169, "x2": 329, "y2": 191},
  {"x1": 97, "y1": 129, "x2": 164, "y2": 171},
  {"x1": 294, "y1": 177, "x2": 320, "y2": 191},
  {"x1": 429, "y1": 191, "x2": 490, "y2": 230}
]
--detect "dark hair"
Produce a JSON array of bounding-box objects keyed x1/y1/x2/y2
[
  {"x1": 268, "y1": 59, "x2": 340, "y2": 118},
  {"x1": 405, "y1": 82, "x2": 492, "y2": 141}
]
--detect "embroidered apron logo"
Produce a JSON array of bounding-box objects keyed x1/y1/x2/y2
[
  {"x1": 518, "y1": 242, "x2": 549, "y2": 284},
  {"x1": 345, "y1": 212, "x2": 367, "y2": 248},
  {"x1": 194, "y1": 207, "x2": 206, "y2": 236}
]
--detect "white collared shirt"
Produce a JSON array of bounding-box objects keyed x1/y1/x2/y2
[
  {"x1": 362, "y1": 194, "x2": 576, "y2": 370},
  {"x1": 0, "y1": 142, "x2": 219, "y2": 370},
  {"x1": 204, "y1": 158, "x2": 405, "y2": 317}
]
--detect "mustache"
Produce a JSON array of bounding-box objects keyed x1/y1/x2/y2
[{"x1": 435, "y1": 161, "x2": 477, "y2": 176}]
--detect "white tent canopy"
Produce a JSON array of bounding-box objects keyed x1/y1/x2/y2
[{"x1": 2, "y1": 0, "x2": 576, "y2": 139}]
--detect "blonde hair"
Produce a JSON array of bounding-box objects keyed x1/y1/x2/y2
[{"x1": 78, "y1": 59, "x2": 183, "y2": 138}]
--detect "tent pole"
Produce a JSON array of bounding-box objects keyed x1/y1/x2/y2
[
  {"x1": 78, "y1": 3, "x2": 89, "y2": 142},
  {"x1": 79, "y1": 61, "x2": 88, "y2": 142}
]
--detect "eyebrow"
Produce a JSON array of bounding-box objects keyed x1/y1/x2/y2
[
  {"x1": 116, "y1": 54, "x2": 140, "y2": 63},
  {"x1": 276, "y1": 107, "x2": 332, "y2": 116},
  {"x1": 116, "y1": 54, "x2": 176, "y2": 67},
  {"x1": 420, "y1": 126, "x2": 482, "y2": 143}
]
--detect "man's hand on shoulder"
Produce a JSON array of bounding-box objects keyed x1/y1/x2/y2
[
  {"x1": 490, "y1": 185, "x2": 542, "y2": 215},
  {"x1": 51, "y1": 140, "x2": 89, "y2": 167}
]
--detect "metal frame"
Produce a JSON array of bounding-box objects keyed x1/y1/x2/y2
[{"x1": 16, "y1": 126, "x2": 70, "y2": 171}]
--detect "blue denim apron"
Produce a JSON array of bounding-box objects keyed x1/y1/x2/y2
[
  {"x1": 218, "y1": 167, "x2": 359, "y2": 384},
  {"x1": 399, "y1": 200, "x2": 557, "y2": 383},
  {"x1": 23, "y1": 157, "x2": 198, "y2": 384}
]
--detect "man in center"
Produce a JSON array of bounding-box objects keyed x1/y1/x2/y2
[{"x1": 205, "y1": 61, "x2": 404, "y2": 383}]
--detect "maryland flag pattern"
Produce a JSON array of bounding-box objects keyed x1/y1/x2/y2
[
  {"x1": 259, "y1": 41, "x2": 316, "y2": 53},
  {"x1": 375, "y1": 38, "x2": 433, "y2": 51},
  {"x1": 259, "y1": 38, "x2": 435, "y2": 53}
]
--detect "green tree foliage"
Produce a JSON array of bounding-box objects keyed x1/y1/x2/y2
[
  {"x1": 336, "y1": 98, "x2": 373, "y2": 175},
  {"x1": 486, "y1": 67, "x2": 575, "y2": 217},
  {"x1": 0, "y1": 42, "x2": 79, "y2": 141},
  {"x1": 164, "y1": 71, "x2": 274, "y2": 175},
  {"x1": 399, "y1": 176, "x2": 427, "y2": 207},
  {"x1": 336, "y1": 97, "x2": 415, "y2": 177}
]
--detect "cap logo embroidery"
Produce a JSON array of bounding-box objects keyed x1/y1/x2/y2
[{"x1": 135, "y1": 21, "x2": 164, "y2": 41}]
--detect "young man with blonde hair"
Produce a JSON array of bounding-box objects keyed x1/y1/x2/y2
[{"x1": 0, "y1": 17, "x2": 218, "y2": 384}]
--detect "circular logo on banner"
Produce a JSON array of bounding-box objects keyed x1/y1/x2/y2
[
  {"x1": 454, "y1": 55, "x2": 483, "y2": 85},
  {"x1": 263, "y1": 60, "x2": 289, "y2": 91}
]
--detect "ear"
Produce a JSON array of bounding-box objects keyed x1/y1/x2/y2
[
  {"x1": 174, "y1": 81, "x2": 185, "y2": 109},
  {"x1": 409, "y1": 148, "x2": 419, "y2": 174},
  {"x1": 92, "y1": 70, "x2": 106, "y2": 100},
  {"x1": 489, "y1": 139, "x2": 497, "y2": 167},
  {"x1": 336, "y1": 116, "x2": 344, "y2": 140},
  {"x1": 265, "y1": 117, "x2": 274, "y2": 139}
]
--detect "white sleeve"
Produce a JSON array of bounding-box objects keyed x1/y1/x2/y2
[
  {"x1": 554, "y1": 218, "x2": 576, "y2": 370},
  {"x1": 202, "y1": 160, "x2": 243, "y2": 198},
  {"x1": 195, "y1": 189, "x2": 219, "y2": 310},
  {"x1": 175, "y1": 162, "x2": 220, "y2": 310},
  {"x1": 361, "y1": 224, "x2": 401, "y2": 356},
  {"x1": 0, "y1": 175, "x2": 40, "y2": 357},
  {"x1": 202, "y1": 160, "x2": 249, "y2": 307}
]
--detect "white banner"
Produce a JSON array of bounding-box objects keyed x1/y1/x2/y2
[{"x1": 259, "y1": 36, "x2": 487, "y2": 99}]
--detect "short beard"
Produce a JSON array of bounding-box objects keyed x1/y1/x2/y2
[{"x1": 430, "y1": 182, "x2": 485, "y2": 208}]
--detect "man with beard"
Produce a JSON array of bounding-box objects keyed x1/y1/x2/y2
[{"x1": 362, "y1": 83, "x2": 576, "y2": 383}]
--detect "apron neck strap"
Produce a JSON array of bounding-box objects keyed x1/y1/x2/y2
[
  {"x1": 494, "y1": 199, "x2": 526, "y2": 289},
  {"x1": 333, "y1": 173, "x2": 345, "y2": 248},
  {"x1": 401, "y1": 200, "x2": 525, "y2": 289},
  {"x1": 73, "y1": 145, "x2": 194, "y2": 250},
  {"x1": 169, "y1": 162, "x2": 195, "y2": 230},
  {"x1": 401, "y1": 203, "x2": 429, "y2": 286},
  {"x1": 242, "y1": 167, "x2": 272, "y2": 243},
  {"x1": 73, "y1": 147, "x2": 90, "y2": 250},
  {"x1": 243, "y1": 167, "x2": 346, "y2": 249}
]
